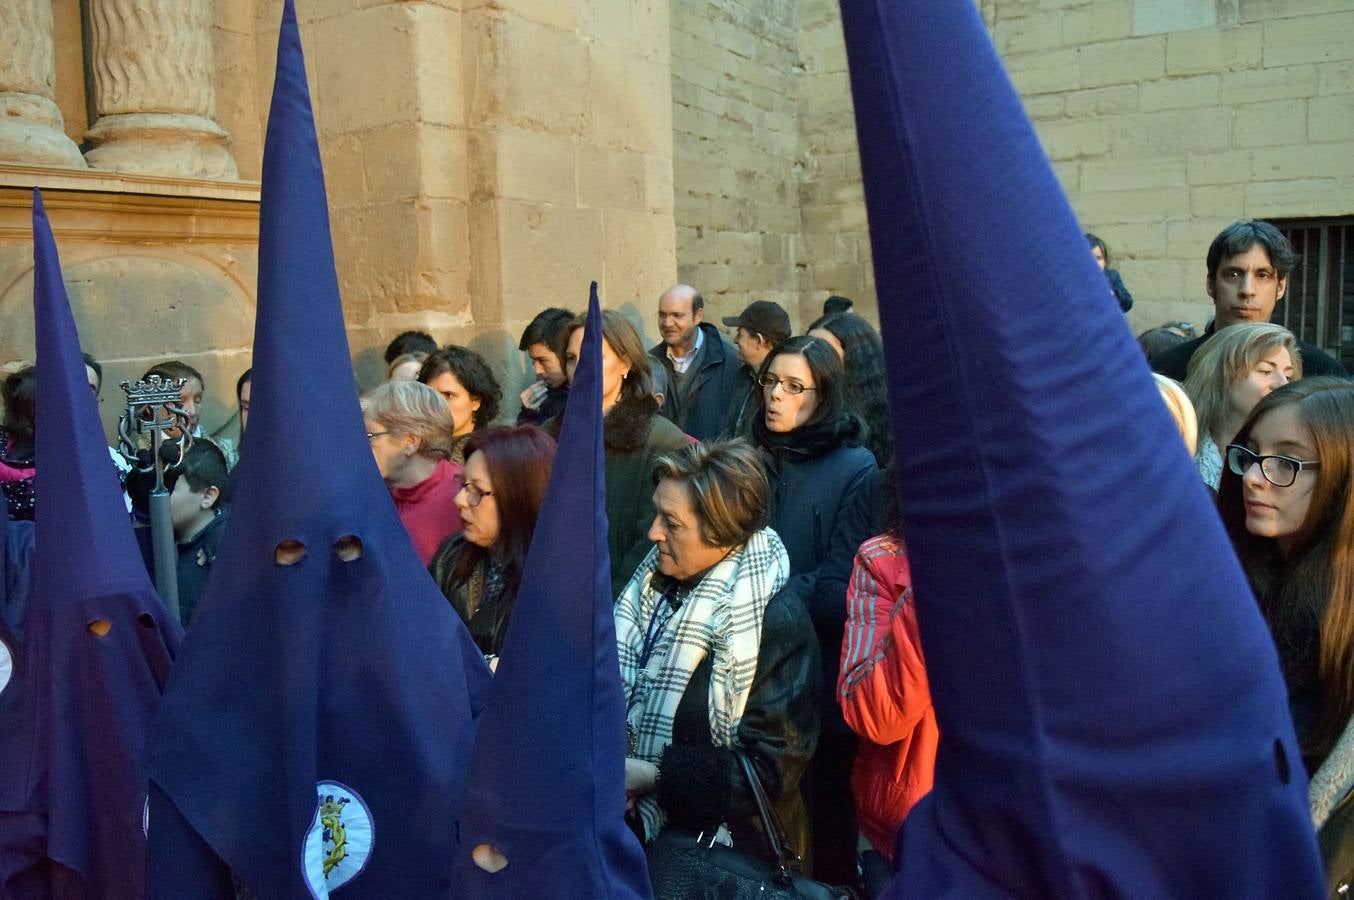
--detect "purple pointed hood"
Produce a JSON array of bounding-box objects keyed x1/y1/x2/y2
[
  {"x1": 144, "y1": 2, "x2": 490, "y2": 897},
  {"x1": 453, "y1": 283, "x2": 653, "y2": 898},
  {"x1": 19, "y1": 188, "x2": 181, "y2": 898},
  {"x1": 839, "y1": 0, "x2": 1324, "y2": 895}
]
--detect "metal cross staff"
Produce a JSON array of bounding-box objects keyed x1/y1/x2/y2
[{"x1": 117, "y1": 375, "x2": 194, "y2": 620}]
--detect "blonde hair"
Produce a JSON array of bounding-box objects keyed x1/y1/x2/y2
[
  {"x1": 360, "y1": 380, "x2": 453, "y2": 459},
  {"x1": 1151, "y1": 373, "x2": 1198, "y2": 455},
  {"x1": 1183, "y1": 323, "x2": 1301, "y2": 447}
]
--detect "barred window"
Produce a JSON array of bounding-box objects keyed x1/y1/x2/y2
[{"x1": 1273, "y1": 219, "x2": 1354, "y2": 373}]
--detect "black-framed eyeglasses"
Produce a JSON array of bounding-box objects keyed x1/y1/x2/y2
[
  {"x1": 366, "y1": 431, "x2": 390, "y2": 441},
  {"x1": 758, "y1": 374, "x2": 816, "y2": 395},
  {"x1": 1226, "y1": 444, "x2": 1320, "y2": 488},
  {"x1": 458, "y1": 482, "x2": 494, "y2": 508}
]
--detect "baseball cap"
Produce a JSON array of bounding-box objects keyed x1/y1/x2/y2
[{"x1": 721, "y1": 300, "x2": 791, "y2": 346}]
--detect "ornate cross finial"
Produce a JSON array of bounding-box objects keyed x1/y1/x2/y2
[{"x1": 116, "y1": 375, "x2": 194, "y2": 472}]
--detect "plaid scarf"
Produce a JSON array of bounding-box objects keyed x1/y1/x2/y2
[{"x1": 616, "y1": 527, "x2": 789, "y2": 839}]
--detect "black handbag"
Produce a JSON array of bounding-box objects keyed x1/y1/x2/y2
[{"x1": 644, "y1": 749, "x2": 859, "y2": 900}]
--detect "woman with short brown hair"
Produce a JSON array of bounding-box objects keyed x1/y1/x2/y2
[{"x1": 617, "y1": 439, "x2": 819, "y2": 868}]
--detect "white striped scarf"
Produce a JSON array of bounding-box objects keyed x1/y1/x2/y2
[{"x1": 616, "y1": 527, "x2": 789, "y2": 840}]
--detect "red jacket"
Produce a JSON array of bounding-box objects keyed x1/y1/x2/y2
[{"x1": 837, "y1": 534, "x2": 938, "y2": 861}]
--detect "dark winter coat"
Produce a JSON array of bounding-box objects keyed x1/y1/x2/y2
[
  {"x1": 515, "y1": 383, "x2": 569, "y2": 427},
  {"x1": 176, "y1": 508, "x2": 230, "y2": 628},
  {"x1": 1105, "y1": 268, "x2": 1133, "y2": 313},
  {"x1": 720, "y1": 363, "x2": 761, "y2": 441},
  {"x1": 1153, "y1": 322, "x2": 1348, "y2": 381},
  {"x1": 763, "y1": 440, "x2": 877, "y2": 733},
  {"x1": 547, "y1": 394, "x2": 688, "y2": 597},
  {"x1": 649, "y1": 323, "x2": 741, "y2": 442},
  {"x1": 428, "y1": 534, "x2": 513, "y2": 657}
]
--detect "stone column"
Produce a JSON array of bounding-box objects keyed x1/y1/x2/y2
[
  {"x1": 0, "y1": 0, "x2": 87, "y2": 167},
  {"x1": 84, "y1": 0, "x2": 238, "y2": 178}
]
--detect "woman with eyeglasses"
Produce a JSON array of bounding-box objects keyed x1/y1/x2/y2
[
  {"x1": 1184, "y1": 323, "x2": 1301, "y2": 491},
  {"x1": 752, "y1": 333, "x2": 877, "y2": 883},
  {"x1": 360, "y1": 380, "x2": 464, "y2": 566},
  {"x1": 559, "y1": 309, "x2": 689, "y2": 598},
  {"x1": 429, "y1": 425, "x2": 557, "y2": 660},
  {"x1": 1218, "y1": 378, "x2": 1354, "y2": 889}
]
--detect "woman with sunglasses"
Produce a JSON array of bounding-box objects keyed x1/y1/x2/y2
[
  {"x1": 429, "y1": 425, "x2": 557, "y2": 660},
  {"x1": 752, "y1": 333, "x2": 877, "y2": 883},
  {"x1": 1218, "y1": 377, "x2": 1354, "y2": 888}
]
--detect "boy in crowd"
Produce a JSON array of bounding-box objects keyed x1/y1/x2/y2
[
  {"x1": 516, "y1": 307, "x2": 574, "y2": 425},
  {"x1": 169, "y1": 439, "x2": 230, "y2": 627}
]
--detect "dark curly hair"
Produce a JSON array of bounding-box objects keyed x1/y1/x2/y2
[
  {"x1": 805, "y1": 312, "x2": 893, "y2": 467},
  {"x1": 1, "y1": 366, "x2": 37, "y2": 457},
  {"x1": 384, "y1": 330, "x2": 437, "y2": 365},
  {"x1": 418, "y1": 345, "x2": 502, "y2": 429}
]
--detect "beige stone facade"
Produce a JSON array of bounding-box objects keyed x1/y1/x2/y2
[
  {"x1": 990, "y1": 0, "x2": 1354, "y2": 332},
  {"x1": 1, "y1": 0, "x2": 1351, "y2": 440}
]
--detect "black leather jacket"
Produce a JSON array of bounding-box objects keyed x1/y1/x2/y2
[{"x1": 654, "y1": 588, "x2": 821, "y2": 864}]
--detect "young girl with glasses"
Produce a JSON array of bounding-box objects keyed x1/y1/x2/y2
[{"x1": 1218, "y1": 377, "x2": 1354, "y2": 888}]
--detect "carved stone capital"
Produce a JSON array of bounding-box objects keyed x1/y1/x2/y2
[{"x1": 0, "y1": 0, "x2": 87, "y2": 168}]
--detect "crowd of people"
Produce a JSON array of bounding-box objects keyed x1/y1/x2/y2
[{"x1": 5, "y1": 216, "x2": 1354, "y2": 894}]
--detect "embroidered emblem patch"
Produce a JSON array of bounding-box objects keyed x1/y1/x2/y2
[
  {"x1": 301, "y1": 781, "x2": 373, "y2": 898},
  {"x1": 0, "y1": 635, "x2": 12, "y2": 697}
]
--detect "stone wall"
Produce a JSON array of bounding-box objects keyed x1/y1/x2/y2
[
  {"x1": 795, "y1": 0, "x2": 873, "y2": 326},
  {"x1": 668, "y1": 0, "x2": 878, "y2": 330},
  {"x1": 8, "y1": 0, "x2": 1351, "y2": 434},
  {"x1": 0, "y1": 172, "x2": 259, "y2": 441},
  {"x1": 5, "y1": 0, "x2": 680, "y2": 431},
  {"x1": 989, "y1": 0, "x2": 1354, "y2": 331},
  {"x1": 244, "y1": 0, "x2": 678, "y2": 386},
  {"x1": 670, "y1": 0, "x2": 1354, "y2": 336},
  {"x1": 670, "y1": 0, "x2": 805, "y2": 329}
]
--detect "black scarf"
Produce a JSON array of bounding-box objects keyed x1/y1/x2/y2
[{"x1": 752, "y1": 413, "x2": 863, "y2": 471}]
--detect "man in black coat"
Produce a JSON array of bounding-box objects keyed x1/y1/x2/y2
[
  {"x1": 649, "y1": 283, "x2": 740, "y2": 441},
  {"x1": 719, "y1": 299, "x2": 791, "y2": 440},
  {"x1": 1153, "y1": 220, "x2": 1347, "y2": 380}
]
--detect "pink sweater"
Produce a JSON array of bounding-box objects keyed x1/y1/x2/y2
[{"x1": 389, "y1": 457, "x2": 464, "y2": 565}]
